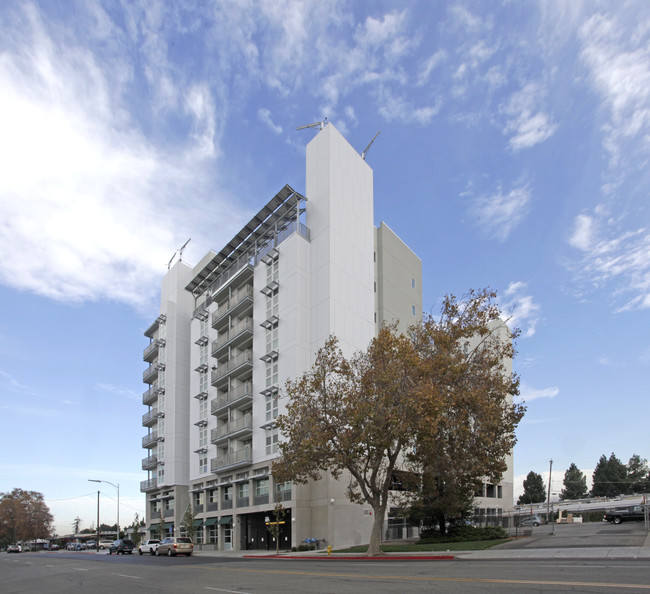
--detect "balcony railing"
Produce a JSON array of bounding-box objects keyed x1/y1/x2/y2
[
  {"x1": 206, "y1": 501, "x2": 219, "y2": 512},
  {"x1": 210, "y1": 446, "x2": 252, "y2": 472},
  {"x1": 140, "y1": 477, "x2": 158, "y2": 492},
  {"x1": 211, "y1": 382, "x2": 253, "y2": 414},
  {"x1": 212, "y1": 285, "x2": 254, "y2": 328},
  {"x1": 143, "y1": 338, "x2": 165, "y2": 362},
  {"x1": 142, "y1": 387, "x2": 158, "y2": 406},
  {"x1": 142, "y1": 408, "x2": 160, "y2": 427},
  {"x1": 143, "y1": 362, "x2": 165, "y2": 384},
  {"x1": 142, "y1": 455, "x2": 158, "y2": 470},
  {"x1": 236, "y1": 496, "x2": 249, "y2": 508},
  {"x1": 211, "y1": 413, "x2": 252, "y2": 443},
  {"x1": 221, "y1": 499, "x2": 233, "y2": 510},
  {"x1": 142, "y1": 431, "x2": 159, "y2": 448},
  {"x1": 210, "y1": 351, "x2": 252, "y2": 384},
  {"x1": 211, "y1": 318, "x2": 253, "y2": 357},
  {"x1": 275, "y1": 489, "x2": 292, "y2": 503},
  {"x1": 253, "y1": 493, "x2": 270, "y2": 506}
]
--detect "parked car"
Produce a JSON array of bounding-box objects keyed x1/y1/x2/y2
[
  {"x1": 108, "y1": 539, "x2": 135, "y2": 554},
  {"x1": 138, "y1": 539, "x2": 161, "y2": 555},
  {"x1": 156, "y1": 537, "x2": 193, "y2": 557},
  {"x1": 519, "y1": 514, "x2": 544, "y2": 527},
  {"x1": 98, "y1": 541, "x2": 113, "y2": 550},
  {"x1": 85, "y1": 541, "x2": 97, "y2": 549},
  {"x1": 604, "y1": 505, "x2": 647, "y2": 524},
  {"x1": 7, "y1": 544, "x2": 21, "y2": 553}
]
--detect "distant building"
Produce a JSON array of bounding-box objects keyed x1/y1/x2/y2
[{"x1": 141, "y1": 124, "x2": 509, "y2": 550}]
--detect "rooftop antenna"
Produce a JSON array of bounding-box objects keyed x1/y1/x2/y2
[
  {"x1": 178, "y1": 238, "x2": 191, "y2": 263},
  {"x1": 297, "y1": 117, "x2": 328, "y2": 132},
  {"x1": 167, "y1": 238, "x2": 191, "y2": 269},
  {"x1": 362, "y1": 130, "x2": 381, "y2": 160}
]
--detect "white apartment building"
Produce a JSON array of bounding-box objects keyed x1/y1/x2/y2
[{"x1": 141, "y1": 124, "x2": 509, "y2": 550}]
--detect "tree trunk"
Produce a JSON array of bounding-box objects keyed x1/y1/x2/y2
[
  {"x1": 436, "y1": 512, "x2": 446, "y2": 535},
  {"x1": 367, "y1": 505, "x2": 385, "y2": 556}
]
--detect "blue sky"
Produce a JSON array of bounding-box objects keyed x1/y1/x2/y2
[{"x1": 1, "y1": 1, "x2": 649, "y2": 535}]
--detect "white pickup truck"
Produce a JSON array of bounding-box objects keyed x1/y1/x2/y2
[{"x1": 138, "y1": 539, "x2": 161, "y2": 555}]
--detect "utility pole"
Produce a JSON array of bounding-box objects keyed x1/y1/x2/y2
[
  {"x1": 547, "y1": 459, "x2": 553, "y2": 523},
  {"x1": 96, "y1": 490, "x2": 100, "y2": 552}
]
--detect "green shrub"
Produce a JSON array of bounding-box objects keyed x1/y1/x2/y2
[{"x1": 420, "y1": 526, "x2": 508, "y2": 543}]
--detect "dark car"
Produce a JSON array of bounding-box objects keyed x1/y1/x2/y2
[
  {"x1": 108, "y1": 539, "x2": 135, "y2": 554},
  {"x1": 604, "y1": 505, "x2": 647, "y2": 524}
]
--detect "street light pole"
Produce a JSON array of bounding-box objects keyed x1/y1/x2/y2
[{"x1": 89, "y1": 479, "x2": 120, "y2": 542}]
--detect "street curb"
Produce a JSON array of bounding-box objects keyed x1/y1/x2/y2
[{"x1": 243, "y1": 554, "x2": 455, "y2": 561}]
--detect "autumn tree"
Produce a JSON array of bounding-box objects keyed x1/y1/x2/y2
[
  {"x1": 274, "y1": 328, "x2": 421, "y2": 556},
  {"x1": 591, "y1": 453, "x2": 627, "y2": 497},
  {"x1": 559, "y1": 463, "x2": 588, "y2": 501},
  {"x1": 626, "y1": 454, "x2": 649, "y2": 494},
  {"x1": 274, "y1": 289, "x2": 523, "y2": 554},
  {"x1": 407, "y1": 290, "x2": 523, "y2": 532},
  {"x1": 518, "y1": 471, "x2": 546, "y2": 505},
  {"x1": 0, "y1": 489, "x2": 53, "y2": 544}
]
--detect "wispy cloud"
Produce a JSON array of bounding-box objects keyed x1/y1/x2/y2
[
  {"x1": 258, "y1": 108, "x2": 283, "y2": 134},
  {"x1": 0, "y1": 4, "x2": 244, "y2": 311},
  {"x1": 502, "y1": 83, "x2": 558, "y2": 151},
  {"x1": 0, "y1": 370, "x2": 38, "y2": 396},
  {"x1": 469, "y1": 182, "x2": 531, "y2": 241},
  {"x1": 519, "y1": 384, "x2": 560, "y2": 403},
  {"x1": 502, "y1": 282, "x2": 542, "y2": 338},
  {"x1": 94, "y1": 383, "x2": 140, "y2": 402}
]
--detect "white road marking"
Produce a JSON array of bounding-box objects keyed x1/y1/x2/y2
[
  {"x1": 115, "y1": 573, "x2": 143, "y2": 579},
  {"x1": 205, "y1": 588, "x2": 252, "y2": 594}
]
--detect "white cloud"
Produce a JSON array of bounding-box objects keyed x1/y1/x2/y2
[
  {"x1": 94, "y1": 383, "x2": 140, "y2": 402},
  {"x1": 519, "y1": 384, "x2": 560, "y2": 403},
  {"x1": 569, "y1": 214, "x2": 595, "y2": 251},
  {"x1": 470, "y1": 183, "x2": 531, "y2": 241},
  {"x1": 0, "y1": 4, "x2": 243, "y2": 311},
  {"x1": 258, "y1": 107, "x2": 283, "y2": 134},
  {"x1": 502, "y1": 83, "x2": 558, "y2": 151},
  {"x1": 502, "y1": 282, "x2": 542, "y2": 338}
]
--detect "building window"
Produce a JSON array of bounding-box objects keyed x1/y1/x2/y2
[
  {"x1": 238, "y1": 482, "x2": 249, "y2": 500},
  {"x1": 266, "y1": 322, "x2": 279, "y2": 352},
  {"x1": 194, "y1": 491, "x2": 202, "y2": 506},
  {"x1": 498, "y1": 485, "x2": 503, "y2": 499},
  {"x1": 266, "y1": 288, "x2": 279, "y2": 319},
  {"x1": 199, "y1": 398, "x2": 208, "y2": 421},
  {"x1": 208, "y1": 524, "x2": 218, "y2": 544},
  {"x1": 266, "y1": 258, "x2": 279, "y2": 283},
  {"x1": 266, "y1": 428, "x2": 279, "y2": 455},
  {"x1": 411, "y1": 278, "x2": 416, "y2": 289},
  {"x1": 195, "y1": 526, "x2": 204, "y2": 544},
  {"x1": 412, "y1": 305, "x2": 416, "y2": 316},
  {"x1": 199, "y1": 370, "x2": 208, "y2": 392},
  {"x1": 199, "y1": 426, "x2": 208, "y2": 447},
  {"x1": 265, "y1": 394, "x2": 278, "y2": 422},
  {"x1": 255, "y1": 478, "x2": 269, "y2": 497},
  {"x1": 208, "y1": 489, "x2": 217, "y2": 504},
  {"x1": 199, "y1": 454, "x2": 208, "y2": 474},
  {"x1": 265, "y1": 356, "x2": 279, "y2": 387},
  {"x1": 223, "y1": 486, "x2": 232, "y2": 502}
]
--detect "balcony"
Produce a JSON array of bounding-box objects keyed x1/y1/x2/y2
[
  {"x1": 142, "y1": 387, "x2": 158, "y2": 406},
  {"x1": 210, "y1": 350, "x2": 253, "y2": 386},
  {"x1": 275, "y1": 489, "x2": 293, "y2": 503},
  {"x1": 143, "y1": 362, "x2": 165, "y2": 384},
  {"x1": 142, "y1": 431, "x2": 159, "y2": 448},
  {"x1": 236, "y1": 496, "x2": 249, "y2": 508},
  {"x1": 143, "y1": 338, "x2": 166, "y2": 363},
  {"x1": 210, "y1": 446, "x2": 252, "y2": 472},
  {"x1": 142, "y1": 408, "x2": 163, "y2": 427},
  {"x1": 253, "y1": 493, "x2": 270, "y2": 506},
  {"x1": 140, "y1": 477, "x2": 158, "y2": 492},
  {"x1": 211, "y1": 413, "x2": 252, "y2": 444},
  {"x1": 211, "y1": 382, "x2": 253, "y2": 415},
  {"x1": 211, "y1": 317, "x2": 253, "y2": 358},
  {"x1": 142, "y1": 455, "x2": 158, "y2": 471},
  {"x1": 211, "y1": 284, "x2": 254, "y2": 329}
]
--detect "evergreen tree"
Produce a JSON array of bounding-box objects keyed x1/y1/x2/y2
[
  {"x1": 591, "y1": 453, "x2": 627, "y2": 497},
  {"x1": 559, "y1": 463, "x2": 588, "y2": 500},
  {"x1": 518, "y1": 471, "x2": 546, "y2": 504},
  {"x1": 627, "y1": 454, "x2": 649, "y2": 494}
]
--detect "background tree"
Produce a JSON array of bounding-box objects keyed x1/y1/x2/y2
[
  {"x1": 626, "y1": 454, "x2": 649, "y2": 494},
  {"x1": 266, "y1": 502, "x2": 287, "y2": 555},
  {"x1": 518, "y1": 471, "x2": 546, "y2": 504},
  {"x1": 0, "y1": 489, "x2": 53, "y2": 543},
  {"x1": 591, "y1": 453, "x2": 627, "y2": 497},
  {"x1": 180, "y1": 504, "x2": 196, "y2": 542},
  {"x1": 559, "y1": 463, "x2": 588, "y2": 501},
  {"x1": 408, "y1": 290, "x2": 523, "y2": 533},
  {"x1": 72, "y1": 516, "x2": 82, "y2": 534}
]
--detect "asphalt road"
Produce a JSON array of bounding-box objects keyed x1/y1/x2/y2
[
  {"x1": 4, "y1": 550, "x2": 650, "y2": 593},
  {"x1": 4, "y1": 522, "x2": 650, "y2": 593}
]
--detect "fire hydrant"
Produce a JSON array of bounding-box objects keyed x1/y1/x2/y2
[{"x1": 327, "y1": 545, "x2": 332, "y2": 556}]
